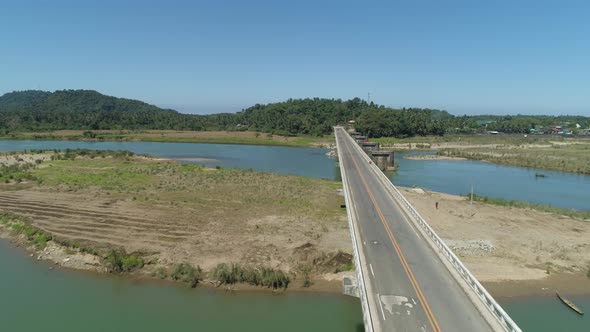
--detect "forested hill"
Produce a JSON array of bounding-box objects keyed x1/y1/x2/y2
[
  {"x1": 0, "y1": 90, "x2": 452, "y2": 136},
  {"x1": 0, "y1": 90, "x2": 208, "y2": 131},
  {"x1": 1, "y1": 90, "x2": 588, "y2": 137},
  {"x1": 239, "y1": 98, "x2": 452, "y2": 136}
]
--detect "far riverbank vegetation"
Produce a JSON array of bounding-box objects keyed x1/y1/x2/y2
[{"x1": 465, "y1": 194, "x2": 590, "y2": 221}]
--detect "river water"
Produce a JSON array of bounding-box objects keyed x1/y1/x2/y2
[
  {"x1": 0, "y1": 240, "x2": 363, "y2": 332},
  {"x1": 0, "y1": 140, "x2": 589, "y2": 331},
  {"x1": 0, "y1": 140, "x2": 588, "y2": 210}
]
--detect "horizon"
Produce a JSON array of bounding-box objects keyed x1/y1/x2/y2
[{"x1": 1, "y1": 1, "x2": 589, "y2": 116}]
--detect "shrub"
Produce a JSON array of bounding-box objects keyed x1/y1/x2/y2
[
  {"x1": 297, "y1": 264, "x2": 313, "y2": 288},
  {"x1": 155, "y1": 267, "x2": 168, "y2": 279},
  {"x1": 171, "y1": 263, "x2": 202, "y2": 288},
  {"x1": 259, "y1": 267, "x2": 290, "y2": 290},
  {"x1": 33, "y1": 233, "x2": 51, "y2": 249},
  {"x1": 211, "y1": 263, "x2": 243, "y2": 285},
  {"x1": 210, "y1": 263, "x2": 290, "y2": 289},
  {"x1": 105, "y1": 250, "x2": 144, "y2": 273}
]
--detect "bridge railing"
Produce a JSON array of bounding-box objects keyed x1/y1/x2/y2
[{"x1": 340, "y1": 128, "x2": 522, "y2": 332}]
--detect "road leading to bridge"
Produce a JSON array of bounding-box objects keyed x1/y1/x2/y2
[{"x1": 336, "y1": 127, "x2": 503, "y2": 332}]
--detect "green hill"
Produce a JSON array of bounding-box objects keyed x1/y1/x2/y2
[{"x1": 2, "y1": 90, "x2": 586, "y2": 137}]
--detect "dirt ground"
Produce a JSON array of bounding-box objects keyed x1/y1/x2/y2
[
  {"x1": 399, "y1": 187, "x2": 590, "y2": 283},
  {"x1": 0, "y1": 188, "x2": 352, "y2": 272},
  {"x1": 0, "y1": 153, "x2": 52, "y2": 166}
]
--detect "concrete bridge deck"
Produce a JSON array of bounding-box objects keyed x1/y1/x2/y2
[{"x1": 335, "y1": 127, "x2": 521, "y2": 332}]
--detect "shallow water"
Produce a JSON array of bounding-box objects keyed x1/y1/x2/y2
[
  {"x1": 0, "y1": 239, "x2": 363, "y2": 332},
  {"x1": 0, "y1": 140, "x2": 335, "y2": 179},
  {"x1": 392, "y1": 151, "x2": 590, "y2": 211},
  {"x1": 500, "y1": 295, "x2": 589, "y2": 331}
]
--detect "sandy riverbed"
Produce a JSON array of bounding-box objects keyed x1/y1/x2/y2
[
  {"x1": 399, "y1": 187, "x2": 590, "y2": 284},
  {"x1": 403, "y1": 155, "x2": 467, "y2": 161}
]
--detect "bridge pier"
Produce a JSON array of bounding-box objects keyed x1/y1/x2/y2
[
  {"x1": 342, "y1": 275, "x2": 360, "y2": 298},
  {"x1": 370, "y1": 150, "x2": 395, "y2": 171}
]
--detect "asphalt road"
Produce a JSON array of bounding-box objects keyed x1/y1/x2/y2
[{"x1": 335, "y1": 127, "x2": 495, "y2": 332}]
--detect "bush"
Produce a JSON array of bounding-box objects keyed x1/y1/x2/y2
[
  {"x1": 33, "y1": 233, "x2": 51, "y2": 249},
  {"x1": 171, "y1": 263, "x2": 202, "y2": 288},
  {"x1": 210, "y1": 263, "x2": 242, "y2": 285},
  {"x1": 155, "y1": 267, "x2": 168, "y2": 279},
  {"x1": 209, "y1": 263, "x2": 290, "y2": 289},
  {"x1": 105, "y1": 250, "x2": 144, "y2": 273},
  {"x1": 299, "y1": 265, "x2": 313, "y2": 288}
]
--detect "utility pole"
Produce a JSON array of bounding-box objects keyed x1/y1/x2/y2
[{"x1": 470, "y1": 184, "x2": 474, "y2": 205}]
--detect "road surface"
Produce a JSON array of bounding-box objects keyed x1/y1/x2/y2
[{"x1": 336, "y1": 127, "x2": 496, "y2": 332}]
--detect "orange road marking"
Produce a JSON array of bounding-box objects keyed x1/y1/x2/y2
[{"x1": 341, "y1": 135, "x2": 442, "y2": 332}]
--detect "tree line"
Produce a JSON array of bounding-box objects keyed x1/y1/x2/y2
[{"x1": 1, "y1": 90, "x2": 588, "y2": 138}]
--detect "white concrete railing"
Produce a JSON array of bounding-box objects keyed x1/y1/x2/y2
[
  {"x1": 336, "y1": 134, "x2": 375, "y2": 332},
  {"x1": 340, "y1": 128, "x2": 522, "y2": 332}
]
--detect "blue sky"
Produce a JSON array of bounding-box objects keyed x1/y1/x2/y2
[{"x1": 1, "y1": 0, "x2": 589, "y2": 115}]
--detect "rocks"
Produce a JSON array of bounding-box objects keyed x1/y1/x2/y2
[
  {"x1": 411, "y1": 187, "x2": 425, "y2": 194},
  {"x1": 445, "y1": 239, "x2": 496, "y2": 257}
]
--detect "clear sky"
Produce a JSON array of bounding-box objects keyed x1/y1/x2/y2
[{"x1": 1, "y1": 0, "x2": 589, "y2": 115}]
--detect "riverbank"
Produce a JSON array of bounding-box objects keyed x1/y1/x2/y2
[
  {"x1": 0, "y1": 130, "x2": 334, "y2": 148},
  {"x1": 399, "y1": 187, "x2": 590, "y2": 285},
  {"x1": 403, "y1": 154, "x2": 467, "y2": 161},
  {"x1": 374, "y1": 134, "x2": 590, "y2": 174}
]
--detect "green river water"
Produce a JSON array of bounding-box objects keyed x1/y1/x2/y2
[
  {"x1": 2, "y1": 238, "x2": 588, "y2": 331},
  {"x1": 0, "y1": 240, "x2": 363, "y2": 332}
]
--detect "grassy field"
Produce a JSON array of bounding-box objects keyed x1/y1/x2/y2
[
  {"x1": 0, "y1": 130, "x2": 334, "y2": 148},
  {"x1": 31, "y1": 155, "x2": 343, "y2": 219},
  {"x1": 373, "y1": 134, "x2": 590, "y2": 147},
  {"x1": 440, "y1": 143, "x2": 590, "y2": 174}
]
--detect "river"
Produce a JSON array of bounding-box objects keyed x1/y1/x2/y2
[
  {"x1": 0, "y1": 140, "x2": 588, "y2": 331},
  {"x1": 0, "y1": 140, "x2": 588, "y2": 210},
  {"x1": 0, "y1": 239, "x2": 363, "y2": 332}
]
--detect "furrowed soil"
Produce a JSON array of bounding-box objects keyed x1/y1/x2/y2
[{"x1": 0, "y1": 153, "x2": 352, "y2": 289}]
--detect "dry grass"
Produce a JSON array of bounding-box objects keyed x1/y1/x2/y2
[{"x1": 440, "y1": 142, "x2": 590, "y2": 174}]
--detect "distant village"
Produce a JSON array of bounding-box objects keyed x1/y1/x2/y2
[{"x1": 477, "y1": 120, "x2": 590, "y2": 136}]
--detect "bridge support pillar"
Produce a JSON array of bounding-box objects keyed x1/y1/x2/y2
[{"x1": 342, "y1": 275, "x2": 360, "y2": 298}]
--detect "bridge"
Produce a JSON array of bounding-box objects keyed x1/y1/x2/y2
[{"x1": 335, "y1": 127, "x2": 522, "y2": 332}]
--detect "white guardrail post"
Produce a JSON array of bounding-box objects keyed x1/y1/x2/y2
[
  {"x1": 337, "y1": 127, "x2": 522, "y2": 332},
  {"x1": 336, "y1": 131, "x2": 375, "y2": 332}
]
